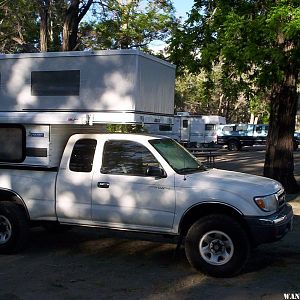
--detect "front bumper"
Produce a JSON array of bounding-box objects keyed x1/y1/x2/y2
[{"x1": 244, "y1": 203, "x2": 293, "y2": 245}]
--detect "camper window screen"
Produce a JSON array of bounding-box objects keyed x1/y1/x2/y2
[
  {"x1": 0, "y1": 125, "x2": 25, "y2": 162},
  {"x1": 31, "y1": 70, "x2": 80, "y2": 96}
]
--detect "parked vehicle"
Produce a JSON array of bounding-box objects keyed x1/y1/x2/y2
[
  {"x1": 145, "y1": 112, "x2": 226, "y2": 147},
  {"x1": 217, "y1": 123, "x2": 299, "y2": 151}
]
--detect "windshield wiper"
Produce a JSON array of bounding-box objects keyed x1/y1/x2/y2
[{"x1": 177, "y1": 166, "x2": 206, "y2": 174}]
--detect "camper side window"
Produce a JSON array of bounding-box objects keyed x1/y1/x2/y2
[
  {"x1": 0, "y1": 125, "x2": 25, "y2": 163},
  {"x1": 31, "y1": 70, "x2": 80, "y2": 96},
  {"x1": 205, "y1": 124, "x2": 216, "y2": 131},
  {"x1": 69, "y1": 139, "x2": 97, "y2": 172},
  {"x1": 159, "y1": 124, "x2": 172, "y2": 132}
]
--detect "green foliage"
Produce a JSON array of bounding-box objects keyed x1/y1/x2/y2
[
  {"x1": 168, "y1": 0, "x2": 300, "y2": 123},
  {"x1": 106, "y1": 124, "x2": 146, "y2": 133},
  {"x1": 80, "y1": 0, "x2": 177, "y2": 51},
  {"x1": 0, "y1": 0, "x2": 39, "y2": 53},
  {"x1": 0, "y1": 0, "x2": 175, "y2": 53}
]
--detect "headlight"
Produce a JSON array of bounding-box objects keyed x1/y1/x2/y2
[{"x1": 254, "y1": 194, "x2": 278, "y2": 212}]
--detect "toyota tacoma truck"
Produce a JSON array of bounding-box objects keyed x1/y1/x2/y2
[{"x1": 0, "y1": 133, "x2": 293, "y2": 277}]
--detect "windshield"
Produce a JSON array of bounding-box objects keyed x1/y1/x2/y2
[{"x1": 149, "y1": 138, "x2": 206, "y2": 174}]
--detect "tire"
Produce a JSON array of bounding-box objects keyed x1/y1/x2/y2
[
  {"x1": 227, "y1": 140, "x2": 241, "y2": 151},
  {"x1": 0, "y1": 202, "x2": 29, "y2": 254},
  {"x1": 185, "y1": 214, "x2": 250, "y2": 277}
]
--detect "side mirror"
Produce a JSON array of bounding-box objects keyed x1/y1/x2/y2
[{"x1": 146, "y1": 166, "x2": 167, "y2": 178}]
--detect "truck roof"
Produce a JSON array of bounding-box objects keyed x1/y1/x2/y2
[{"x1": 70, "y1": 133, "x2": 170, "y2": 142}]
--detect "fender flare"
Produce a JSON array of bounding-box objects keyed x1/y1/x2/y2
[
  {"x1": 178, "y1": 201, "x2": 245, "y2": 236},
  {"x1": 0, "y1": 188, "x2": 30, "y2": 219}
]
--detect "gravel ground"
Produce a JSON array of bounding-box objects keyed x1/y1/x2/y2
[{"x1": 0, "y1": 149, "x2": 299, "y2": 300}]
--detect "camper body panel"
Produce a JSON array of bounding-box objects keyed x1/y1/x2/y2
[
  {"x1": 0, "y1": 50, "x2": 175, "y2": 115},
  {"x1": 0, "y1": 123, "x2": 105, "y2": 168}
]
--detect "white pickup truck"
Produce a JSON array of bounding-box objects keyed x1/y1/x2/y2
[{"x1": 0, "y1": 133, "x2": 293, "y2": 277}]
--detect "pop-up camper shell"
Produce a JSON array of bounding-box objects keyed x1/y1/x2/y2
[{"x1": 0, "y1": 50, "x2": 175, "y2": 168}]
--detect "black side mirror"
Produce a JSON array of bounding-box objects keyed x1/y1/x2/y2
[{"x1": 146, "y1": 166, "x2": 167, "y2": 178}]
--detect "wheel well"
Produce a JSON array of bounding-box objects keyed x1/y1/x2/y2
[
  {"x1": 179, "y1": 203, "x2": 253, "y2": 243},
  {"x1": 0, "y1": 189, "x2": 29, "y2": 220}
]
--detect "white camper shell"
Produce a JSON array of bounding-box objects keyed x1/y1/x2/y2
[
  {"x1": 145, "y1": 112, "x2": 226, "y2": 147},
  {"x1": 0, "y1": 50, "x2": 175, "y2": 168}
]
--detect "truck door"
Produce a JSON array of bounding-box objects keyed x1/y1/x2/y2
[
  {"x1": 91, "y1": 139, "x2": 176, "y2": 231},
  {"x1": 56, "y1": 138, "x2": 97, "y2": 223}
]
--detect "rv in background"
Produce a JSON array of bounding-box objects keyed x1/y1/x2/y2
[{"x1": 145, "y1": 112, "x2": 226, "y2": 147}]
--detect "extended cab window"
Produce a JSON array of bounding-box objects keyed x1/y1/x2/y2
[
  {"x1": 101, "y1": 140, "x2": 161, "y2": 176},
  {"x1": 69, "y1": 139, "x2": 97, "y2": 172}
]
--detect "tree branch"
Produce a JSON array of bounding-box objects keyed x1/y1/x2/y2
[{"x1": 78, "y1": 0, "x2": 94, "y2": 22}]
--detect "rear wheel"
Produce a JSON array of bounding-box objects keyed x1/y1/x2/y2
[
  {"x1": 0, "y1": 202, "x2": 29, "y2": 253},
  {"x1": 227, "y1": 140, "x2": 241, "y2": 151},
  {"x1": 185, "y1": 214, "x2": 250, "y2": 277}
]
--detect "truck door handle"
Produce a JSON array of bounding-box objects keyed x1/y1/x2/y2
[{"x1": 97, "y1": 182, "x2": 110, "y2": 188}]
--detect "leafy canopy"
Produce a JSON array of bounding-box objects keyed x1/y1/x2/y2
[
  {"x1": 81, "y1": 0, "x2": 177, "y2": 51},
  {"x1": 169, "y1": 0, "x2": 300, "y2": 88}
]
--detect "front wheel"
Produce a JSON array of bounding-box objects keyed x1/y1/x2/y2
[
  {"x1": 293, "y1": 141, "x2": 298, "y2": 151},
  {"x1": 185, "y1": 214, "x2": 250, "y2": 277},
  {"x1": 0, "y1": 202, "x2": 29, "y2": 254}
]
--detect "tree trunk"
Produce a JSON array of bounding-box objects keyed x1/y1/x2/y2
[
  {"x1": 39, "y1": 1, "x2": 50, "y2": 52},
  {"x1": 263, "y1": 67, "x2": 299, "y2": 193},
  {"x1": 62, "y1": 0, "x2": 78, "y2": 51},
  {"x1": 62, "y1": 0, "x2": 93, "y2": 51},
  {"x1": 40, "y1": 8, "x2": 48, "y2": 52}
]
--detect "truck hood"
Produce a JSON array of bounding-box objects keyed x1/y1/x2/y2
[{"x1": 179, "y1": 169, "x2": 282, "y2": 199}]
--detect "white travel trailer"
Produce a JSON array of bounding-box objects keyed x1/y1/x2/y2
[
  {"x1": 0, "y1": 50, "x2": 175, "y2": 167},
  {"x1": 145, "y1": 112, "x2": 226, "y2": 147}
]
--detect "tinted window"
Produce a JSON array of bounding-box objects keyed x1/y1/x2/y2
[
  {"x1": 236, "y1": 124, "x2": 248, "y2": 132},
  {"x1": 0, "y1": 125, "x2": 25, "y2": 163},
  {"x1": 222, "y1": 126, "x2": 234, "y2": 132},
  {"x1": 31, "y1": 70, "x2": 80, "y2": 96},
  {"x1": 255, "y1": 126, "x2": 263, "y2": 133},
  {"x1": 69, "y1": 139, "x2": 97, "y2": 172},
  {"x1": 101, "y1": 140, "x2": 160, "y2": 176}
]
